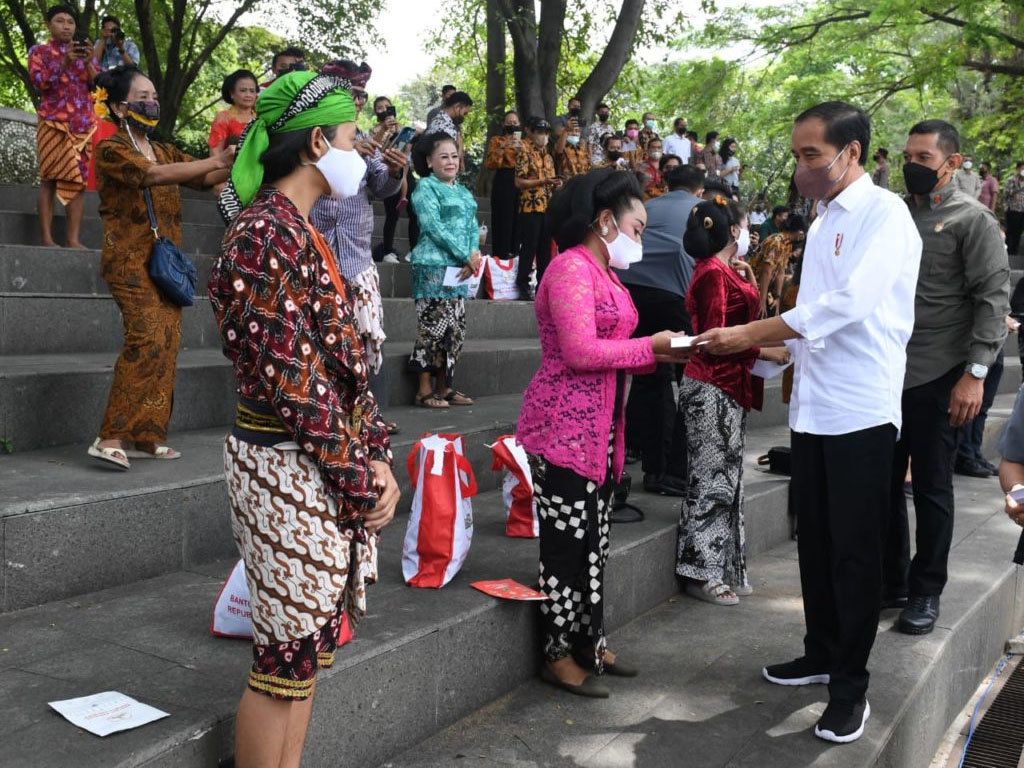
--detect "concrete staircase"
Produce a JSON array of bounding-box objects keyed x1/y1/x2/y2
[{"x1": 0, "y1": 183, "x2": 1022, "y2": 768}]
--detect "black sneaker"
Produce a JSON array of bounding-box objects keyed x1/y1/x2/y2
[
  {"x1": 815, "y1": 699, "x2": 870, "y2": 743},
  {"x1": 762, "y1": 657, "x2": 830, "y2": 686}
]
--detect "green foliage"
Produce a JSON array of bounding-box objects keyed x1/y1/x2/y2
[{"x1": 0, "y1": 436, "x2": 12, "y2": 454}]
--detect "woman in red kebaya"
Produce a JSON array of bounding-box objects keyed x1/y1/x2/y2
[{"x1": 675, "y1": 196, "x2": 790, "y2": 605}]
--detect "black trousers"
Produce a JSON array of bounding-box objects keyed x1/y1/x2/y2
[
  {"x1": 1007, "y1": 209, "x2": 1024, "y2": 256},
  {"x1": 957, "y1": 351, "x2": 1004, "y2": 462},
  {"x1": 792, "y1": 423, "x2": 896, "y2": 703},
  {"x1": 517, "y1": 211, "x2": 547, "y2": 288},
  {"x1": 374, "y1": 174, "x2": 419, "y2": 260},
  {"x1": 490, "y1": 169, "x2": 519, "y2": 260},
  {"x1": 623, "y1": 284, "x2": 690, "y2": 477},
  {"x1": 884, "y1": 363, "x2": 962, "y2": 598}
]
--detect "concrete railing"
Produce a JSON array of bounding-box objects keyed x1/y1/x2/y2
[{"x1": 0, "y1": 107, "x2": 38, "y2": 184}]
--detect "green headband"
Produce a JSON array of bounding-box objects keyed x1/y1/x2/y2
[{"x1": 223, "y1": 70, "x2": 357, "y2": 216}]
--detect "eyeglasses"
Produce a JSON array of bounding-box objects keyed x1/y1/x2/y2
[{"x1": 352, "y1": 91, "x2": 368, "y2": 101}]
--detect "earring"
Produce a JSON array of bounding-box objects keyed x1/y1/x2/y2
[{"x1": 601, "y1": 225, "x2": 609, "y2": 236}]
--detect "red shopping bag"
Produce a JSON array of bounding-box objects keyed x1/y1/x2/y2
[
  {"x1": 490, "y1": 434, "x2": 537, "y2": 538},
  {"x1": 482, "y1": 257, "x2": 520, "y2": 300},
  {"x1": 402, "y1": 433, "x2": 478, "y2": 588}
]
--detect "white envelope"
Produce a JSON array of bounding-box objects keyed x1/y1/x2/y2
[
  {"x1": 751, "y1": 359, "x2": 793, "y2": 379},
  {"x1": 49, "y1": 691, "x2": 170, "y2": 737},
  {"x1": 670, "y1": 335, "x2": 708, "y2": 348}
]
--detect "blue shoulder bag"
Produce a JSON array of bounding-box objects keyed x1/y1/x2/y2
[{"x1": 143, "y1": 186, "x2": 196, "y2": 307}]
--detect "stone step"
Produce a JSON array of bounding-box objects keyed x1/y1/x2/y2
[
  {"x1": 0, "y1": 244, "x2": 414, "y2": 298},
  {"x1": 0, "y1": 294, "x2": 538, "y2": 354},
  {"x1": 0, "y1": 426, "x2": 792, "y2": 767},
  {"x1": 0, "y1": 392, "x2": 529, "y2": 613},
  {"x1": 0, "y1": 340, "x2": 543, "y2": 452},
  {"x1": 383, "y1": 468, "x2": 1024, "y2": 768}
]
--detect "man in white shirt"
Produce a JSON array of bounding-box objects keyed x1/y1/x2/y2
[
  {"x1": 695, "y1": 101, "x2": 922, "y2": 745},
  {"x1": 663, "y1": 117, "x2": 692, "y2": 164}
]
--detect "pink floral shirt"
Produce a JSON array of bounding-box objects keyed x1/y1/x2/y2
[
  {"x1": 28, "y1": 38, "x2": 97, "y2": 134},
  {"x1": 517, "y1": 244, "x2": 656, "y2": 484}
]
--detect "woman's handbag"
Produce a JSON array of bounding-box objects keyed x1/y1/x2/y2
[{"x1": 144, "y1": 186, "x2": 196, "y2": 306}]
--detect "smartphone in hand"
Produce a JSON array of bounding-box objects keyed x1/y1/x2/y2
[{"x1": 392, "y1": 126, "x2": 416, "y2": 153}]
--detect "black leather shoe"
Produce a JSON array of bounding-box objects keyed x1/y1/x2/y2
[
  {"x1": 955, "y1": 458, "x2": 994, "y2": 478},
  {"x1": 643, "y1": 473, "x2": 685, "y2": 497},
  {"x1": 979, "y1": 458, "x2": 999, "y2": 476},
  {"x1": 662, "y1": 473, "x2": 688, "y2": 492},
  {"x1": 897, "y1": 595, "x2": 940, "y2": 635}
]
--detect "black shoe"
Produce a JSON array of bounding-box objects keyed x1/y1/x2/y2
[
  {"x1": 979, "y1": 457, "x2": 999, "y2": 476},
  {"x1": 955, "y1": 458, "x2": 994, "y2": 478},
  {"x1": 815, "y1": 699, "x2": 870, "y2": 743},
  {"x1": 881, "y1": 591, "x2": 908, "y2": 610},
  {"x1": 643, "y1": 473, "x2": 685, "y2": 497},
  {"x1": 661, "y1": 473, "x2": 688, "y2": 492},
  {"x1": 762, "y1": 657, "x2": 830, "y2": 686},
  {"x1": 625, "y1": 448, "x2": 641, "y2": 465},
  {"x1": 897, "y1": 595, "x2": 940, "y2": 635},
  {"x1": 516, "y1": 283, "x2": 534, "y2": 301}
]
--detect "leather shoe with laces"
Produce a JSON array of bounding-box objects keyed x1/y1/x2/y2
[
  {"x1": 897, "y1": 595, "x2": 940, "y2": 635},
  {"x1": 955, "y1": 458, "x2": 994, "y2": 478}
]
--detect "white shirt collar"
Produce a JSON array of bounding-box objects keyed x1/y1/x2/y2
[{"x1": 816, "y1": 171, "x2": 872, "y2": 216}]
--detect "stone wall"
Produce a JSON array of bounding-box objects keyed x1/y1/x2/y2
[{"x1": 0, "y1": 107, "x2": 39, "y2": 184}]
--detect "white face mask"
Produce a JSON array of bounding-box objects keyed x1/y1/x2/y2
[
  {"x1": 735, "y1": 227, "x2": 750, "y2": 259},
  {"x1": 567, "y1": 135, "x2": 580, "y2": 146},
  {"x1": 600, "y1": 216, "x2": 643, "y2": 270},
  {"x1": 963, "y1": 161, "x2": 973, "y2": 170},
  {"x1": 315, "y1": 143, "x2": 366, "y2": 199}
]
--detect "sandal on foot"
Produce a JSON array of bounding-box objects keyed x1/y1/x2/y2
[
  {"x1": 87, "y1": 438, "x2": 130, "y2": 470},
  {"x1": 539, "y1": 666, "x2": 610, "y2": 699},
  {"x1": 444, "y1": 390, "x2": 475, "y2": 406},
  {"x1": 415, "y1": 393, "x2": 449, "y2": 409},
  {"x1": 385, "y1": 421, "x2": 401, "y2": 435},
  {"x1": 685, "y1": 579, "x2": 739, "y2": 606},
  {"x1": 123, "y1": 445, "x2": 181, "y2": 460},
  {"x1": 733, "y1": 582, "x2": 754, "y2": 597}
]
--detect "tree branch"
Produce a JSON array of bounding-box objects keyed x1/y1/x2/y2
[
  {"x1": 919, "y1": 8, "x2": 1024, "y2": 51},
  {"x1": 964, "y1": 58, "x2": 1024, "y2": 76},
  {"x1": 134, "y1": 0, "x2": 163, "y2": 90},
  {"x1": 537, "y1": 0, "x2": 566, "y2": 120},
  {"x1": 576, "y1": 0, "x2": 647, "y2": 116}
]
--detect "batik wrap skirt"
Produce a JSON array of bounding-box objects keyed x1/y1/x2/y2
[
  {"x1": 37, "y1": 118, "x2": 95, "y2": 204},
  {"x1": 224, "y1": 435, "x2": 378, "y2": 699},
  {"x1": 676, "y1": 376, "x2": 748, "y2": 589},
  {"x1": 407, "y1": 297, "x2": 466, "y2": 379},
  {"x1": 530, "y1": 435, "x2": 615, "y2": 672},
  {"x1": 348, "y1": 264, "x2": 386, "y2": 375}
]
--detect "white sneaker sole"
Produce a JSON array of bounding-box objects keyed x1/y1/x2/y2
[
  {"x1": 815, "y1": 700, "x2": 870, "y2": 744},
  {"x1": 762, "y1": 667, "x2": 830, "y2": 686}
]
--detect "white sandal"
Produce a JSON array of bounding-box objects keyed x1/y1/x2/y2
[
  {"x1": 123, "y1": 445, "x2": 181, "y2": 460},
  {"x1": 685, "y1": 579, "x2": 739, "y2": 606},
  {"x1": 733, "y1": 582, "x2": 754, "y2": 596},
  {"x1": 87, "y1": 438, "x2": 131, "y2": 470}
]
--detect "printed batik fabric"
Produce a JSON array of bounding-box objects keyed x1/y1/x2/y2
[
  {"x1": 225, "y1": 436, "x2": 378, "y2": 698},
  {"x1": 675, "y1": 377, "x2": 749, "y2": 589},
  {"x1": 531, "y1": 436, "x2": 614, "y2": 672}
]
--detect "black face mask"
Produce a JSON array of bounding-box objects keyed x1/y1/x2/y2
[
  {"x1": 607, "y1": 150, "x2": 622, "y2": 161},
  {"x1": 676, "y1": 126, "x2": 687, "y2": 135},
  {"x1": 598, "y1": 113, "x2": 609, "y2": 123},
  {"x1": 503, "y1": 124, "x2": 519, "y2": 135},
  {"x1": 568, "y1": 107, "x2": 581, "y2": 118},
  {"x1": 903, "y1": 161, "x2": 941, "y2": 196}
]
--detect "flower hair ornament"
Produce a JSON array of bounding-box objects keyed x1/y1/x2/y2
[
  {"x1": 93, "y1": 86, "x2": 110, "y2": 120},
  {"x1": 713, "y1": 194, "x2": 729, "y2": 206}
]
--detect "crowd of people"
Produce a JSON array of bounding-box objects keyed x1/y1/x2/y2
[{"x1": 19, "y1": 3, "x2": 1024, "y2": 760}]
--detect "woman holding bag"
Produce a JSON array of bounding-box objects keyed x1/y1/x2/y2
[
  {"x1": 517, "y1": 168, "x2": 687, "y2": 698},
  {"x1": 208, "y1": 69, "x2": 400, "y2": 767},
  {"x1": 88, "y1": 66, "x2": 233, "y2": 470}
]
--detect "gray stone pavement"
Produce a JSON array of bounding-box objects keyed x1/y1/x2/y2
[{"x1": 381, "y1": 472, "x2": 1024, "y2": 768}]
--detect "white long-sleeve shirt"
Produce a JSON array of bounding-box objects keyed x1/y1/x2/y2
[
  {"x1": 663, "y1": 134, "x2": 692, "y2": 163},
  {"x1": 782, "y1": 173, "x2": 922, "y2": 435}
]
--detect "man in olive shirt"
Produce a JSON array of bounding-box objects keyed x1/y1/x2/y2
[{"x1": 884, "y1": 120, "x2": 1010, "y2": 635}]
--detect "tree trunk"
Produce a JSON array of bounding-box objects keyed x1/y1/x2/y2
[
  {"x1": 536, "y1": 0, "x2": 566, "y2": 122},
  {"x1": 497, "y1": 0, "x2": 543, "y2": 120},
  {"x1": 485, "y1": 0, "x2": 506, "y2": 138},
  {"x1": 576, "y1": 0, "x2": 646, "y2": 120}
]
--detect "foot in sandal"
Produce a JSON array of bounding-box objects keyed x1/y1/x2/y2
[
  {"x1": 124, "y1": 441, "x2": 181, "y2": 460},
  {"x1": 415, "y1": 392, "x2": 449, "y2": 408},
  {"x1": 443, "y1": 389, "x2": 474, "y2": 406},
  {"x1": 684, "y1": 578, "x2": 739, "y2": 606},
  {"x1": 87, "y1": 438, "x2": 130, "y2": 470}
]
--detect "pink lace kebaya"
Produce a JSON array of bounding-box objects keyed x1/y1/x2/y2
[{"x1": 517, "y1": 244, "x2": 656, "y2": 484}]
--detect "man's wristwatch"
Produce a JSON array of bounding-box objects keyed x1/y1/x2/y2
[{"x1": 967, "y1": 363, "x2": 989, "y2": 380}]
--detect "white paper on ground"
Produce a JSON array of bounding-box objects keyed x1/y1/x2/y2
[
  {"x1": 670, "y1": 335, "x2": 709, "y2": 348},
  {"x1": 751, "y1": 359, "x2": 794, "y2": 379},
  {"x1": 48, "y1": 691, "x2": 170, "y2": 737}
]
